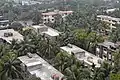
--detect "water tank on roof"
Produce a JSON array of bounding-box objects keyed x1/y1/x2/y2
[
  {"x1": 27, "y1": 53, "x2": 33, "y2": 58},
  {"x1": 74, "y1": 51, "x2": 85, "y2": 58},
  {"x1": 67, "y1": 44, "x2": 72, "y2": 48},
  {"x1": 98, "y1": 59, "x2": 102, "y2": 64},
  {"x1": 4, "y1": 32, "x2": 13, "y2": 37},
  {"x1": 87, "y1": 57, "x2": 93, "y2": 63}
]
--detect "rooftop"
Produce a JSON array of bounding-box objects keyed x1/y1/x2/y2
[
  {"x1": 43, "y1": 27, "x2": 60, "y2": 37},
  {"x1": 42, "y1": 12, "x2": 57, "y2": 16},
  {"x1": 32, "y1": 24, "x2": 60, "y2": 37},
  {"x1": 97, "y1": 15, "x2": 120, "y2": 22},
  {"x1": 105, "y1": 8, "x2": 119, "y2": 13},
  {"x1": 32, "y1": 24, "x2": 47, "y2": 29},
  {"x1": 0, "y1": 29, "x2": 23, "y2": 43},
  {"x1": 98, "y1": 41, "x2": 117, "y2": 50},
  {"x1": 18, "y1": 54, "x2": 64, "y2": 80},
  {"x1": 0, "y1": 20, "x2": 9, "y2": 23},
  {"x1": 59, "y1": 11, "x2": 73, "y2": 14},
  {"x1": 0, "y1": 16, "x2": 3, "y2": 18},
  {"x1": 60, "y1": 44, "x2": 103, "y2": 67},
  {"x1": 42, "y1": 10, "x2": 73, "y2": 16}
]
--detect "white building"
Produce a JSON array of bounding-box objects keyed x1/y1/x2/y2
[
  {"x1": 18, "y1": 53, "x2": 65, "y2": 80},
  {"x1": 21, "y1": 0, "x2": 42, "y2": 5},
  {"x1": 0, "y1": 29, "x2": 23, "y2": 43},
  {"x1": 60, "y1": 44, "x2": 103, "y2": 67},
  {"x1": 0, "y1": 16, "x2": 9, "y2": 28},
  {"x1": 42, "y1": 10, "x2": 73, "y2": 23},
  {"x1": 32, "y1": 24, "x2": 60, "y2": 40},
  {"x1": 97, "y1": 15, "x2": 120, "y2": 29},
  {"x1": 96, "y1": 41, "x2": 118, "y2": 61},
  {"x1": 8, "y1": 0, "x2": 42, "y2": 5},
  {"x1": 105, "y1": 8, "x2": 119, "y2": 13}
]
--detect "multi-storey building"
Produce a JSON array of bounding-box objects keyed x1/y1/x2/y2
[
  {"x1": 42, "y1": 10, "x2": 73, "y2": 23},
  {"x1": 60, "y1": 44, "x2": 103, "y2": 68},
  {"x1": 18, "y1": 53, "x2": 65, "y2": 80},
  {"x1": 32, "y1": 24, "x2": 60, "y2": 40},
  {"x1": 96, "y1": 41, "x2": 119, "y2": 62},
  {"x1": 0, "y1": 16, "x2": 9, "y2": 28},
  {"x1": 0, "y1": 29, "x2": 23, "y2": 44},
  {"x1": 105, "y1": 8, "x2": 119, "y2": 13},
  {"x1": 97, "y1": 15, "x2": 120, "y2": 30}
]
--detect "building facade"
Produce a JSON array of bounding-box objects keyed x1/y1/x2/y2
[
  {"x1": 97, "y1": 15, "x2": 120, "y2": 30},
  {"x1": 42, "y1": 10, "x2": 73, "y2": 23},
  {"x1": 0, "y1": 16, "x2": 9, "y2": 28},
  {"x1": 96, "y1": 41, "x2": 119, "y2": 62}
]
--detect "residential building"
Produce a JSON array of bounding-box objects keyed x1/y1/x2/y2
[
  {"x1": 8, "y1": 0, "x2": 53, "y2": 5},
  {"x1": 60, "y1": 44, "x2": 103, "y2": 68},
  {"x1": 0, "y1": 16, "x2": 9, "y2": 28},
  {"x1": 105, "y1": 8, "x2": 119, "y2": 13},
  {"x1": 18, "y1": 53, "x2": 65, "y2": 80},
  {"x1": 32, "y1": 24, "x2": 60, "y2": 40},
  {"x1": 21, "y1": 0, "x2": 42, "y2": 5},
  {"x1": 0, "y1": 29, "x2": 23, "y2": 43},
  {"x1": 97, "y1": 15, "x2": 120, "y2": 29},
  {"x1": 96, "y1": 41, "x2": 119, "y2": 62},
  {"x1": 42, "y1": 10, "x2": 73, "y2": 23}
]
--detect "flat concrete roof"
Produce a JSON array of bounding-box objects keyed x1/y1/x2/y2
[
  {"x1": 43, "y1": 27, "x2": 59, "y2": 37},
  {"x1": 0, "y1": 20, "x2": 9, "y2": 23},
  {"x1": 98, "y1": 41, "x2": 116, "y2": 49},
  {"x1": 60, "y1": 44, "x2": 103, "y2": 67},
  {"x1": 0, "y1": 29, "x2": 23, "y2": 43},
  {"x1": 42, "y1": 11, "x2": 73, "y2": 16},
  {"x1": 32, "y1": 24, "x2": 60, "y2": 37},
  {"x1": 42, "y1": 12, "x2": 57, "y2": 16},
  {"x1": 18, "y1": 54, "x2": 64, "y2": 80},
  {"x1": 97, "y1": 15, "x2": 120, "y2": 22}
]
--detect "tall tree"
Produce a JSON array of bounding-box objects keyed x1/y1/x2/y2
[{"x1": 0, "y1": 52, "x2": 23, "y2": 80}]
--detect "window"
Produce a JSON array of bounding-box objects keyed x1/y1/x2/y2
[
  {"x1": 103, "y1": 55, "x2": 107, "y2": 58},
  {"x1": 48, "y1": 19, "x2": 50, "y2": 21},
  {"x1": 112, "y1": 20, "x2": 117, "y2": 23},
  {"x1": 44, "y1": 19, "x2": 47, "y2": 21},
  {"x1": 112, "y1": 24, "x2": 116, "y2": 26},
  {"x1": 97, "y1": 17, "x2": 101, "y2": 20},
  {"x1": 65, "y1": 13, "x2": 67, "y2": 15},
  {"x1": 52, "y1": 19, "x2": 54, "y2": 21}
]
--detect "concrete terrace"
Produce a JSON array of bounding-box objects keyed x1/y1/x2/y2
[
  {"x1": 60, "y1": 44, "x2": 103, "y2": 67},
  {"x1": 32, "y1": 24, "x2": 60, "y2": 37},
  {"x1": 0, "y1": 29, "x2": 23, "y2": 43},
  {"x1": 18, "y1": 54, "x2": 64, "y2": 80}
]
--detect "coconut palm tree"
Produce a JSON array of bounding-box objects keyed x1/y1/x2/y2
[
  {"x1": 0, "y1": 52, "x2": 23, "y2": 80},
  {"x1": 54, "y1": 51, "x2": 72, "y2": 72},
  {"x1": 40, "y1": 37, "x2": 60, "y2": 59},
  {"x1": 32, "y1": 10, "x2": 42, "y2": 25},
  {"x1": 18, "y1": 39, "x2": 36, "y2": 56}
]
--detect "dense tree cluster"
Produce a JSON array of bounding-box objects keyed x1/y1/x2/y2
[{"x1": 0, "y1": 0, "x2": 120, "y2": 80}]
